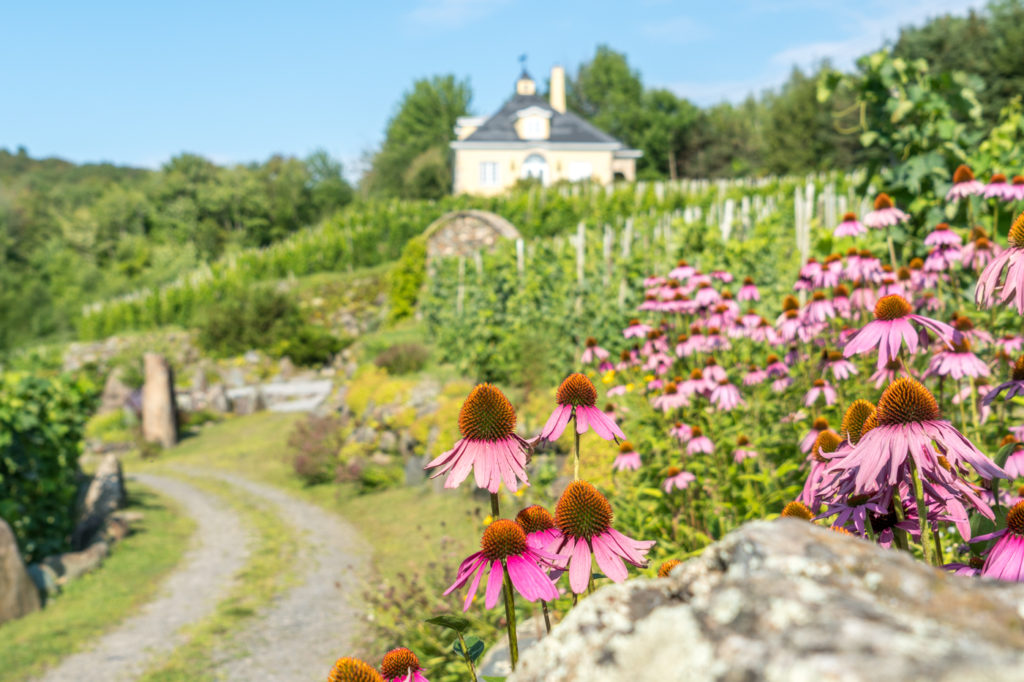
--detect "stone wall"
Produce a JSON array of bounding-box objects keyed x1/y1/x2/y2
[{"x1": 425, "y1": 210, "x2": 520, "y2": 259}]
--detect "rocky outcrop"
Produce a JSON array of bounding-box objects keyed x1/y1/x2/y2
[
  {"x1": 142, "y1": 353, "x2": 178, "y2": 448},
  {"x1": 510, "y1": 519, "x2": 1024, "y2": 682},
  {"x1": 0, "y1": 519, "x2": 40, "y2": 625},
  {"x1": 72, "y1": 453, "x2": 127, "y2": 549}
]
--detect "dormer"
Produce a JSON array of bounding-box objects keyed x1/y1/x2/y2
[{"x1": 514, "y1": 105, "x2": 552, "y2": 141}]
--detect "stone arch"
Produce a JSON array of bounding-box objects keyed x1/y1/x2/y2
[{"x1": 423, "y1": 210, "x2": 521, "y2": 259}]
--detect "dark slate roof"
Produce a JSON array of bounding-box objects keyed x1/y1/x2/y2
[{"x1": 462, "y1": 93, "x2": 622, "y2": 145}]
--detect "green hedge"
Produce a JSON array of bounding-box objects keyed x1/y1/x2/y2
[{"x1": 0, "y1": 372, "x2": 98, "y2": 561}]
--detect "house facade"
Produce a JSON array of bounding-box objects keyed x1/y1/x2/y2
[{"x1": 450, "y1": 66, "x2": 641, "y2": 196}]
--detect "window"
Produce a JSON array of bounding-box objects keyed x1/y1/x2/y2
[
  {"x1": 521, "y1": 117, "x2": 545, "y2": 140},
  {"x1": 568, "y1": 161, "x2": 593, "y2": 182},
  {"x1": 479, "y1": 161, "x2": 499, "y2": 186}
]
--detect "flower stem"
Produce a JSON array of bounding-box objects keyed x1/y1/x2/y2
[
  {"x1": 890, "y1": 491, "x2": 911, "y2": 552},
  {"x1": 885, "y1": 224, "x2": 897, "y2": 269},
  {"x1": 909, "y1": 460, "x2": 935, "y2": 566},
  {"x1": 456, "y1": 631, "x2": 479, "y2": 682},
  {"x1": 573, "y1": 414, "x2": 581, "y2": 481},
  {"x1": 501, "y1": 561, "x2": 519, "y2": 670},
  {"x1": 933, "y1": 529, "x2": 945, "y2": 566},
  {"x1": 540, "y1": 599, "x2": 552, "y2": 633},
  {"x1": 490, "y1": 492, "x2": 500, "y2": 518}
]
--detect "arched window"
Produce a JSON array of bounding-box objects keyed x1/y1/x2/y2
[{"x1": 520, "y1": 154, "x2": 548, "y2": 184}]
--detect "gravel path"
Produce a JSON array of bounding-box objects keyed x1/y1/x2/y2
[
  {"x1": 35, "y1": 473, "x2": 252, "y2": 682},
  {"x1": 180, "y1": 467, "x2": 367, "y2": 682}
]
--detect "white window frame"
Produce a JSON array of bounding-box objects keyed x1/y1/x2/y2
[
  {"x1": 479, "y1": 161, "x2": 499, "y2": 187},
  {"x1": 521, "y1": 117, "x2": 545, "y2": 140}
]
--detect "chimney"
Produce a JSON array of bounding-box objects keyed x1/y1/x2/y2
[{"x1": 550, "y1": 65, "x2": 566, "y2": 114}]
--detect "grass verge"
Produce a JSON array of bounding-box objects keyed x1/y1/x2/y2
[
  {"x1": 0, "y1": 482, "x2": 195, "y2": 682},
  {"x1": 137, "y1": 471, "x2": 299, "y2": 682}
]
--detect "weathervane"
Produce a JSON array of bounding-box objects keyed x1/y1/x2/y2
[{"x1": 519, "y1": 53, "x2": 527, "y2": 73}]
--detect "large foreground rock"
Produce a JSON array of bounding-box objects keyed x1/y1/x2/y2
[
  {"x1": 142, "y1": 353, "x2": 178, "y2": 447},
  {"x1": 0, "y1": 519, "x2": 40, "y2": 625},
  {"x1": 511, "y1": 520, "x2": 1024, "y2": 682}
]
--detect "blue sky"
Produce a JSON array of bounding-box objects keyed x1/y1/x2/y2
[{"x1": 1, "y1": 0, "x2": 982, "y2": 176}]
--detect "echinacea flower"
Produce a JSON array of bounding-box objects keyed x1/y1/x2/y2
[
  {"x1": 552, "y1": 481, "x2": 654, "y2": 593},
  {"x1": 975, "y1": 211, "x2": 1024, "y2": 314},
  {"x1": 780, "y1": 500, "x2": 815, "y2": 520},
  {"x1": 863, "y1": 193, "x2": 909, "y2": 229},
  {"x1": 962, "y1": 235, "x2": 1001, "y2": 271},
  {"x1": 800, "y1": 416, "x2": 829, "y2": 454},
  {"x1": 804, "y1": 379, "x2": 837, "y2": 407},
  {"x1": 945, "y1": 555, "x2": 985, "y2": 576},
  {"x1": 946, "y1": 164, "x2": 985, "y2": 201},
  {"x1": 669, "y1": 421, "x2": 692, "y2": 443},
  {"x1": 380, "y1": 648, "x2": 430, "y2": 682},
  {"x1": 798, "y1": 429, "x2": 842, "y2": 511},
  {"x1": 983, "y1": 356, "x2": 1024, "y2": 405},
  {"x1": 425, "y1": 384, "x2": 530, "y2": 493},
  {"x1": 832, "y1": 378, "x2": 1006, "y2": 530},
  {"x1": 823, "y1": 350, "x2": 858, "y2": 381},
  {"x1": 985, "y1": 173, "x2": 1015, "y2": 201},
  {"x1": 329, "y1": 657, "x2": 385, "y2": 682},
  {"x1": 843, "y1": 294, "x2": 957, "y2": 369},
  {"x1": 657, "y1": 559, "x2": 682, "y2": 577},
  {"x1": 981, "y1": 501, "x2": 1024, "y2": 581},
  {"x1": 444, "y1": 519, "x2": 559, "y2": 611},
  {"x1": 612, "y1": 441, "x2": 642, "y2": 471},
  {"x1": 710, "y1": 379, "x2": 744, "y2": 411},
  {"x1": 540, "y1": 373, "x2": 624, "y2": 442},
  {"x1": 651, "y1": 382, "x2": 688, "y2": 413},
  {"x1": 623, "y1": 319, "x2": 651, "y2": 338},
  {"x1": 924, "y1": 223, "x2": 961, "y2": 248},
  {"x1": 581, "y1": 337, "x2": 610, "y2": 364},
  {"x1": 925, "y1": 337, "x2": 990, "y2": 380},
  {"x1": 686, "y1": 426, "x2": 713, "y2": 455},
  {"x1": 732, "y1": 435, "x2": 758, "y2": 463},
  {"x1": 516, "y1": 504, "x2": 562, "y2": 550},
  {"x1": 738, "y1": 276, "x2": 759, "y2": 301},
  {"x1": 662, "y1": 466, "x2": 696, "y2": 492},
  {"x1": 834, "y1": 212, "x2": 866, "y2": 237}
]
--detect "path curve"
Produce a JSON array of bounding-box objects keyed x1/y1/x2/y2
[
  {"x1": 36, "y1": 473, "x2": 252, "y2": 682},
  {"x1": 177, "y1": 467, "x2": 368, "y2": 682}
]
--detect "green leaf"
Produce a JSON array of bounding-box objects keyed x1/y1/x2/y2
[
  {"x1": 425, "y1": 614, "x2": 471, "y2": 633},
  {"x1": 859, "y1": 131, "x2": 879, "y2": 147},
  {"x1": 453, "y1": 636, "x2": 486, "y2": 663}
]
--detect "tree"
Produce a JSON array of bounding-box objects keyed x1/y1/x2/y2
[
  {"x1": 365, "y1": 75, "x2": 472, "y2": 199},
  {"x1": 305, "y1": 149, "x2": 353, "y2": 216}
]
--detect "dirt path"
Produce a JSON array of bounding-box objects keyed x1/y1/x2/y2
[
  {"x1": 184, "y1": 468, "x2": 367, "y2": 682},
  {"x1": 35, "y1": 473, "x2": 252, "y2": 682}
]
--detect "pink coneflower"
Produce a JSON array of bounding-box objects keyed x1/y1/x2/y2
[
  {"x1": 1012, "y1": 175, "x2": 1024, "y2": 201},
  {"x1": 552, "y1": 481, "x2": 654, "y2": 593},
  {"x1": 834, "y1": 211, "x2": 866, "y2": 237},
  {"x1": 843, "y1": 294, "x2": 957, "y2": 369},
  {"x1": 835, "y1": 378, "x2": 1006, "y2": 508},
  {"x1": 980, "y1": 501, "x2": 1024, "y2": 581},
  {"x1": 662, "y1": 466, "x2": 696, "y2": 492},
  {"x1": 581, "y1": 337, "x2": 610, "y2": 364},
  {"x1": 669, "y1": 421, "x2": 692, "y2": 443},
  {"x1": 976, "y1": 211, "x2": 1024, "y2": 313},
  {"x1": 869, "y1": 358, "x2": 909, "y2": 388},
  {"x1": 380, "y1": 648, "x2": 430, "y2": 682},
  {"x1": 686, "y1": 426, "x2": 713, "y2": 455},
  {"x1": 738, "y1": 276, "x2": 759, "y2": 301},
  {"x1": 772, "y1": 376, "x2": 793, "y2": 393},
  {"x1": 668, "y1": 259, "x2": 695, "y2": 280},
  {"x1": 516, "y1": 504, "x2": 562, "y2": 551},
  {"x1": 743, "y1": 365, "x2": 768, "y2": 386},
  {"x1": 804, "y1": 379, "x2": 837, "y2": 407},
  {"x1": 822, "y1": 350, "x2": 858, "y2": 381},
  {"x1": 945, "y1": 556, "x2": 985, "y2": 577},
  {"x1": 800, "y1": 416, "x2": 829, "y2": 454},
  {"x1": 798, "y1": 429, "x2": 844, "y2": 511},
  {"x1": 540, "y1": 373, "x2": 624, "y2": 442},
  {"x1": 985, "y1": 173, "x2": 1015, "y2": 201},
  {"x1": 732, "y1": 435, "x2": 759, "y2": 463},
  {"x1": 962, "y1": 234, "x2": 1000, "y2": 271},
  {"x1": 330, "y1": 657, "x2": 385, "y2": 682},
  {"x1": 710, "y1": 379, "x2": 744, "y2": 411},
  {"x1": 623, "y1": 319, "x2": 651, "y2": 338},
  {"x1": 863, "y1": 193, "x2": 909, "y2": 229},
  {"x1": 924, "y1": 223, "x2": 961, "y2": 248},
  {"x1": 805, "y1": 291, "x2": 835, "y2": 323},
  {"x1": 983, "y1": 356, "x2": 1024, "y2": 405},
  {"x1": 652, "y1": 382, "x2": 688, "y2": 413},
  {"x1": 444, "y1": 519, "x2": 559, "y2": 610},
  {"x1": 425, "y1": 384, "x2": 530, "y2": 493},
  {"x1": 997, "y1": 335, "x2": 1024, "y2": 355},
  {"x1": 612, "y1": 441, "x2": 642, "y2": 472},
  {"x1": 764, "y1": 354, "x2": 789, "y2": 378},
  {"x1": 926, "y1": 337, "x2": 990, "y2": 380},
  {"x1": 946, "y1": 164, "x2": 985, "y2": 201}
]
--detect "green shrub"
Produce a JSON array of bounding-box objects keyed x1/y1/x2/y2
[
  {"x1": 388, "y1": 236, "x2": 427, "y2": 321},
  {"x1": 196, "y1": 285, "x2": 304, "y2": 358},
  {"x1": 273, "y1": 325, "x2": 350, "y2": 367},
  {"x1": 84, "y1": 409, "x2": 136, "y2": 443},
  {"x1": 359, "y1": 463, "x2": 404, "y2": 493},
  {"x1": 0, "y1": 372, "x2": 97, "y2": 561},
  {"x1": 287, "y1": 414, "x2": 346, "y2": 485},
  {"x1": 373, "y1": 342, "x2": 431, "y2": 375}
]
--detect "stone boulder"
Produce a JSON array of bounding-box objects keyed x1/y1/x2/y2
[
  {"x1": 43, "y1": 541, "x2": 110, "y2": 583},
  {"x1": 510, "y1": 519, "x2": 1024, "y2": 682},
  {"x1": 0, "y1": 518, "x2": 40, "y2": 625},
  {"x1": 71, "y1": 453, "x2": 127, "y2": 550},
  {"x1": 98, "y1": 368, "x2": 133, "y2": 414},
  {"x1": 142, "y1": 353, "x2": 178, "y2": 448}
]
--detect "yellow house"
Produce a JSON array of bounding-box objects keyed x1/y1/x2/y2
[{"x1": 451, "y1": 66, "x2": 641, "y2": 196}]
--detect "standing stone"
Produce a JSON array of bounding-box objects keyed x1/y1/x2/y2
[
  {"x1": 98, "y1": 368, "x2": 133, "y2": 414},
  {"x1": 142, "y1": 353, "x2": 178, "y2": 448},
  {"x1": 0, "y1": 519, "x2": 40, "y2": 625},
  {"x1": 71, "y1": 453, "x2": 127, "y2": 550}
]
